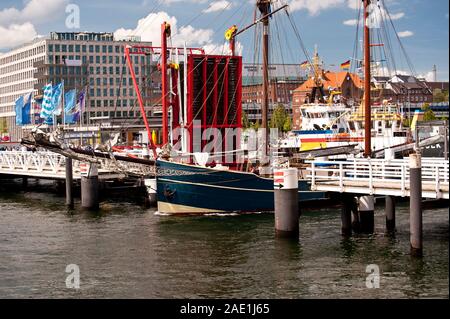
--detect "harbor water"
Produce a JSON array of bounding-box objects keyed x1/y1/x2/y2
[{"x1": 0, "y1": 180, "x2": 448, "y2": 299}]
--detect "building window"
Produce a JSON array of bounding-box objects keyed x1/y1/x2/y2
[
  {"x1": 48, "y1": 44, "x2": 53, "y2": 52},
  {"x1": 75, "y1": 45, "x2": 80, "y2": 52},
  {"x1": 68, "y1": 45, "x2": 73, "y2": 52},
  {"x1": 89, "y1": 45, "x2": 94, "y2": 53},
  {"x1": 61, "y1": 45, "x2": 67, "y2": 52}
]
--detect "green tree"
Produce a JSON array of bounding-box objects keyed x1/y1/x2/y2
[
  {"x1": 433, "y1": 89, "x2": 449, "y2": 103},
  {"x1": 0, "y1": 118, "x2": 7, "y2": 134},
  {"x1": 251, "y1": 121, "x2": 260, "y2": 130},
  {"x1": 242, "y1": 111, "x2": 250, "y2": 129},
  {"x1": 283, "y1": 117, "x2": 292, "y2": 132},
  {"x1": 270, "y1": 104, "x2": 291, "y2": 133},
  {"x1": 423, "y1": 104, "x2": 437, "y2": 122}
]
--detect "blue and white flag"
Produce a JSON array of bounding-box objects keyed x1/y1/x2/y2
[
  {"x1": 22, "y1": 92, "x2": 32, "y2": 125},
  {"x1": 15, "y1": 92, "x2": 33, "y2": 126},
  {"x1": 15, "y1": 96, "x2": 24, "y2": 125},
  {"x1": 40, "y1": 83, "x2": 54, "y2": 119},
  {"x1": 51, "y1": 82, "x2": 64, "y2": 116},
  {"x1": 63, "y1": 89, "x2": 77, "y2": 124}
]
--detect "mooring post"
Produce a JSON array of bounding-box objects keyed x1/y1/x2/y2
[
  {"x1": 81, "y1": 163, "x2": 99, "y2": 210},
  {"x1": 410, "y1": 153, "x2": 423, "y2": 257},
  {"x1": 65, "y1": 157, "x2": 74, "y2": 208},
  {"x1": 274, "y1": 168, "x2": 299, "y2": 238},
  {"x1": 341, "y1": 194, "x2": 353, "y2": 236},
  {"x1": 22, "y1": 177, "x2": 28, "y2": 188},
  {"x1": 144, "y1": 178, "x2": 157, "y2": 207},
  {"x1": 358, "y1": 195, "x2": 375, "y2": 234},
  {"x1": 385, "y1": 195, "x2": 396, "y2": 233}
]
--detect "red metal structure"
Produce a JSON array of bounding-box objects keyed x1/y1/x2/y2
[
  {"x1": 186, "y1": 54, "x2": 242, "y2": 163},
  {"x1": 125, "y1": 22, "x2": 242, "y2": 163}
]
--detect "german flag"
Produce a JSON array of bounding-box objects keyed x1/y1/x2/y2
[
  {"x1": 300, "y1": 60, "x2": 309, "y2": 68},
  {"x1": 340, "y1": 60, "x2": 351, "y2": 70}
]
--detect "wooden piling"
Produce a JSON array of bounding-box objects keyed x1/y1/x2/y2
[
  {"x1": 81, "y1": 163, "x2": 99, "y2": 210},
  {"x1": 385, "y1": 195, "x2": 396, "y2": 233},
  {"x1": 358, "y1": 195, "x2": 375, "y2": 234},
  {"x1": 65, "y1": 157, "x2": 74, "y2": 208},
  {"x1": 274, "y1": 168, "x2": 299, "y2": 238},
  {"x1": 410, "y1": 153, "x2": 423, "y2": 256}
]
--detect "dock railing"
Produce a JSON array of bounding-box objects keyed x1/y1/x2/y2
[
  {"x1": 0, "y1": 151, "x2": 154, "y2": 179},
  {"x1": 307, "y1": 157, "x2": 449, "y2": 199}
]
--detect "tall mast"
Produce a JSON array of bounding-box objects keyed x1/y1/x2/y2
[
  {"x1": 364, "y1": 0, "x2": 372, "y2": 157},
  {"x1": 257, "y1": 0, "x2": 271, "y2": 159},
  {"x1": 161, "y1": 22, "x2": 170, "y2": 146}
]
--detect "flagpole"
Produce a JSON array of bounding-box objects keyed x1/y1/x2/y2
[
  {"x1": 80, "y1": 86, "x2": 86, "y2": 147},
  {"x1": 62, "y1": 81, "x2": 66, "y2": 131}
]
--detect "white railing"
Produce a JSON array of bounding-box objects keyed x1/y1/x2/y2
[
  {"x1": 307, "y1": 157, "x2": 449, "y2": 199},
  {"x1": 0, "y1": 151, "x2": 153, "y2": 179}
]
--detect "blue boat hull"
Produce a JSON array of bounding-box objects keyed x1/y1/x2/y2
[{"x1": 156, "y1": 160, "x2": 326, "y2": 214}]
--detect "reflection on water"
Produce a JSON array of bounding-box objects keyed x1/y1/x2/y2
[{"x1": 0, "y1": 180, "x2": 448, "y2": 298}]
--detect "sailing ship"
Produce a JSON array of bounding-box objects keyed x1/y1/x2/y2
[{"x1": 143, "y1": 1, "x2": 326, "y2": 214}]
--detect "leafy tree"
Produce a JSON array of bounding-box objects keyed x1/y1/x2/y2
[
  {"x1": 0, "y1": 118, "x2": 7, "y2": 134},
  {"x1": 251, "y1": 121, "x2": 260, "y2": 130},
  {"x1": 270, "y1": 104, "x2": 291, "y2": 133},
  {"x1": 423, "y1": 104, "x2": 437, "y2": 122},
  {"x1": 283, "y1": 117, "x2": 292, "y2": 132},
  {"x1": 242, "y1": 111, "x2": 250, "y2": 129},
  {"x1": 433, "y1": 89, "x2": 449, "y2": 103}
]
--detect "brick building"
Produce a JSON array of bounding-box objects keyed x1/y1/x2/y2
[
  {"x1": 291, "y1": 71, "x2": 363, "y2": 130},
  {"x1": 242, "y1": 63, "x2": 306, "y2": 122}
]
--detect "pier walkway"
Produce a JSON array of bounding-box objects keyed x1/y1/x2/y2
[
  {"x1": 307, "y1": 157, "x2": 449, "y2": 200},
  {"x1": 0, "y1": 151, "x2": 144, "y2": 180}
]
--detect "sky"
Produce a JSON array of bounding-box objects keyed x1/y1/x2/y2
[{"x1": 0, "y1": 0, "x2": 448, "y2": 81}]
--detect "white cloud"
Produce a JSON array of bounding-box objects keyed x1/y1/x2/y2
[
  {"x1": 347, "y1": 0, "x2": 360, "y2": 10},
  {"x1": 0, "y1": 23, "x2": 38, "y2": 50},
  {"x1": 204, "y1": 41, "x2": 243, "y2": 56},
  {"x1": 343, "y1": 19, "x2": 358, "y2": 26},
  {"x1": 343, "y1": 5, "x2": 405, "y2": 27},
  {"x1": 0, "y1": 0, "x2": 67, "y2": 50},
  {"x1": 114, "y1": 10, "x2": 244, "y2": 56},
  {"x1": 397, "y1": 30, "x2": 414, "y2": 38},
  {"x1": 203, "y1": 1, "x2": 233, "y2": 13},
  {"x1": 0, "y1": 0, "x2": 68, "y2": 26},
  {"x1": 418, "y1": 71, "x2": 435, "y2": 82},
  {"x1": 289, "y1": 0, "x2": 345, "y2": 15},
  {"x1": 164, "y1": 0, "x2": 208, "y2": 3},
  {"x1": 389, "y1": 12, "x2": 405, "y2": 20},
  {"x1": 114, "y1": 11, "x2": 214, "y2": 47}
]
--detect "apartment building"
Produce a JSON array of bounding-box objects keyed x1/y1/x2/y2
[{"x1": 0, "y1": 32, "x2": 159, "y2": 142}]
